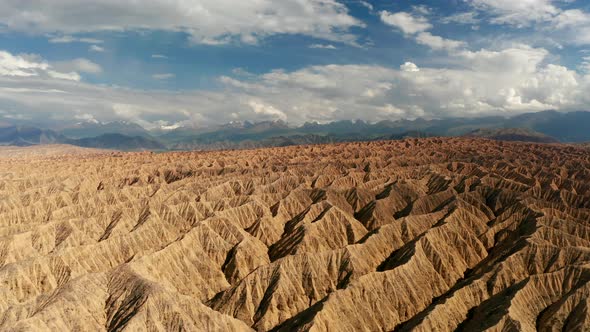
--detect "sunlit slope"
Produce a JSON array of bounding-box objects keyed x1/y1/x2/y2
[{"x1": 0, "y1": 138, "x2": 589, "y2": 331}]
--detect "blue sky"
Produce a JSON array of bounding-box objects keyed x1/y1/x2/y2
[{"x1": 1, "y1": 0, "x2": 590, "y2": 129}]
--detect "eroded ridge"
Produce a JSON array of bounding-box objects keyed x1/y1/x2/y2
[{"x1": 0, "y1": 138, "x2": 589, "y2": 331}]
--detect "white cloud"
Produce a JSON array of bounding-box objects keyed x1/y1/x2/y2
[
  {"x1": 153, "y1": 120, "x2": 184, "y2": 131},
  {"x1": 53, "y1": 58, "x2": 102, "y2": 74},
  {"x1": 0, "y1": 51, "x2": 49, "y2": 77},
  {"x1": 152, "y1": 73, "x2": 175, "y2": 80},
  {"x1": 381, "y1": 11, "x2": 466, "y2": 52},
  {"x1": 49, "y1": 36, "x2": 76, "y2": 43},
  {"x1": 442, "y1": 12, "x2": 480, "y2": 25},
  {"x1": 359, "y1": 1, "x2": 373, "y2": 11},
  {"x1": 378, "y1": 104, "x2": 405, "y2": 116},
  {"x1": 219, "y1": 45, "x2": 588, "y2": 121},
  {"x1": 469, "y1": 0, "x2": 559, "y2": 27},
  {"x1": 363, "y1": 82, "x2": 392, "y2": 98},
  {"x1": 0, "y1": 46, "x2": 589, "y2": 127},
  {"x1": 113, "y1": 103, "x2": 142, "y2": 119},
  {"x1": 0, "y1": 0, "x2": 363, "y2": 45},
  {"x1": 457, "y1": 46, "x2": 548, "y2": 74},
  {"x1": 47, "y1": 70, "x2": 81, "y2": 81},
  {"x1": 415, "y1": 32, "x2": 465, "y2": 51},
  {"x1": 465, "y1": 0, "x2": 590, "y2": 46},
  {"x1": 552, "y1": 9, "x2": 590, "y2": 29},
  {"x1": 400, "y1": 62, "x2": 420, "y2": 72},
  {"x1": 248, "y1": 100, "x2": 287, "y2": 121},
  {"x1": 412, "y1": 6, "x2": 431, "y2": 16},
  {"x1": 551, "y1": 9, "x2": 590, "y2": 46},
  {"x1": 74, "y1": 113, "x2": 98, "y2": 122},
  {"x1": 89, "y1": 45, "x2": 105, "y2": 52},
  {"x1": 380, "y1": 11, "x2": 432, "y2": 34},
  {"x1": 309, "y1": 44, "x2": 337, "y2": 49},
  {"x1": 0, "y1": 51, "x2": 83, "y2": 81},
  {"x1": 580, "y1": 57, "x2": 590, "y2": 73},
  {"x1": 49, "y1": 36, "x2": 103, "y2": 44},
  {"x1": 151, "y1": 54, "x2": 168, "y2": 59},
  {"x1": 378, "y1": 104, "x2": 424, "y2": 120}
]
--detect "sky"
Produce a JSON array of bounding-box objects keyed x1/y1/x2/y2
[{"x1": 0, "y1": 0, "x2": 590, "y2": 129}]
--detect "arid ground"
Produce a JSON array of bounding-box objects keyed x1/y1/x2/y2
[{"x1": 0, "y1": 138, "x2": 589, "y2": 331}]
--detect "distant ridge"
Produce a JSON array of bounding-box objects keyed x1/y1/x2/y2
[
  {"x1": 0, "y1": 126, "x2": 164, "y2": 151},
  {"x1": 1, "y1": 110, "x2": 590, "y2": 151},
  {"x1": 59, "y1": 120, "x2": 151, "y2": 139},
  {"x1": 68, "y1": 133, "x2": 166, "y2": 151},
  {"x1": 464, "y1": 128, "x2": 560, "y2": 143},
  {"x1": 0, "y1": 125, "x2": 67, "y2": 146}
]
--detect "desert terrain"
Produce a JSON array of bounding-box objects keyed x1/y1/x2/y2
[{"x1": 0, "y1": 138, "x2": 589, "y2": 331}]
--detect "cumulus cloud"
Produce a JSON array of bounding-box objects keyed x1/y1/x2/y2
[
  {"x1": 400, "y1": 62, "x2": 420, "y2": 72},
  {"x1": 0, "y1": 46, "x2": 589, "y2": 128},
  {"x1": 0, "y1": 51, "x2": 49, "y2": 77},
  {"x1": 381, "y1": 11, "x2": 466, "y2": 51},
  {"x1": 380, "y1": 11, "x2": 432, "y2": 34},
  {"x1": 0, "y1": 51, "x2": 84, "y2": 81},
  {"x1": 415, "y1": 32, "x2": 465, "y2": 51},
  {"x1": 215, "y1": 46, "x2": 588, "y2": 122},
  {"x1": 551, "y1": 9, "x2": 590, "y2": 46},
  {"x1": 0, "y1": 0, "x2": 363, "y2": 45},
  {"x1": 465, "y1": 1, "x2": 590, "y2": 46},
  {"x1": 457, "y1": 46, "x2": 548, "y2": 74},
  {"x1": 248, "y1": 100, "x2": 287, "y2": 121},
  {"x1": 552, "y1": 9, "x2": 590, "y2": 29},
  {"x1": 362, "y1": 82, "x2": 393, "y2": 98}
]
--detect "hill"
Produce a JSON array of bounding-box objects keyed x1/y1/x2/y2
[
  {"x1": 0, "y1": 139, "x2": 589, "y2": 331},
  {"x1": 69, "y1": 133, "x2": 166, "y2": 151},
  {"x1": 505, "y1": 110, "x2": 590, "y2": 142},
  {"x1": 464, "y1": 127, "x2": 560, "y2": 143}
]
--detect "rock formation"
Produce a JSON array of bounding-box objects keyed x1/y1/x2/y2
[{"x1": 0, "y1": 138, "x2": 588, "y2": 331}]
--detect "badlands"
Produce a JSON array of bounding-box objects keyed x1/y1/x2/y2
[{"x1": 0, "y1": 138, "x2": 589, "y2": 331}]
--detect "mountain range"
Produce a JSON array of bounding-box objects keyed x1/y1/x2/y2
[
  {"x1": 1, "y1": 110, "x2": 589, "y2": 151},
  {"x1": 0, "y1": 125, "x2": 164, "y2": 151},
  {"x1": 58, "y1": 120, "x2": 151, "y2": 139}
]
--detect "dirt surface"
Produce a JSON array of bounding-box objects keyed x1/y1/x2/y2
[{"x1": 0, "y1": 138, "x2": 589, "y2": 331}]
